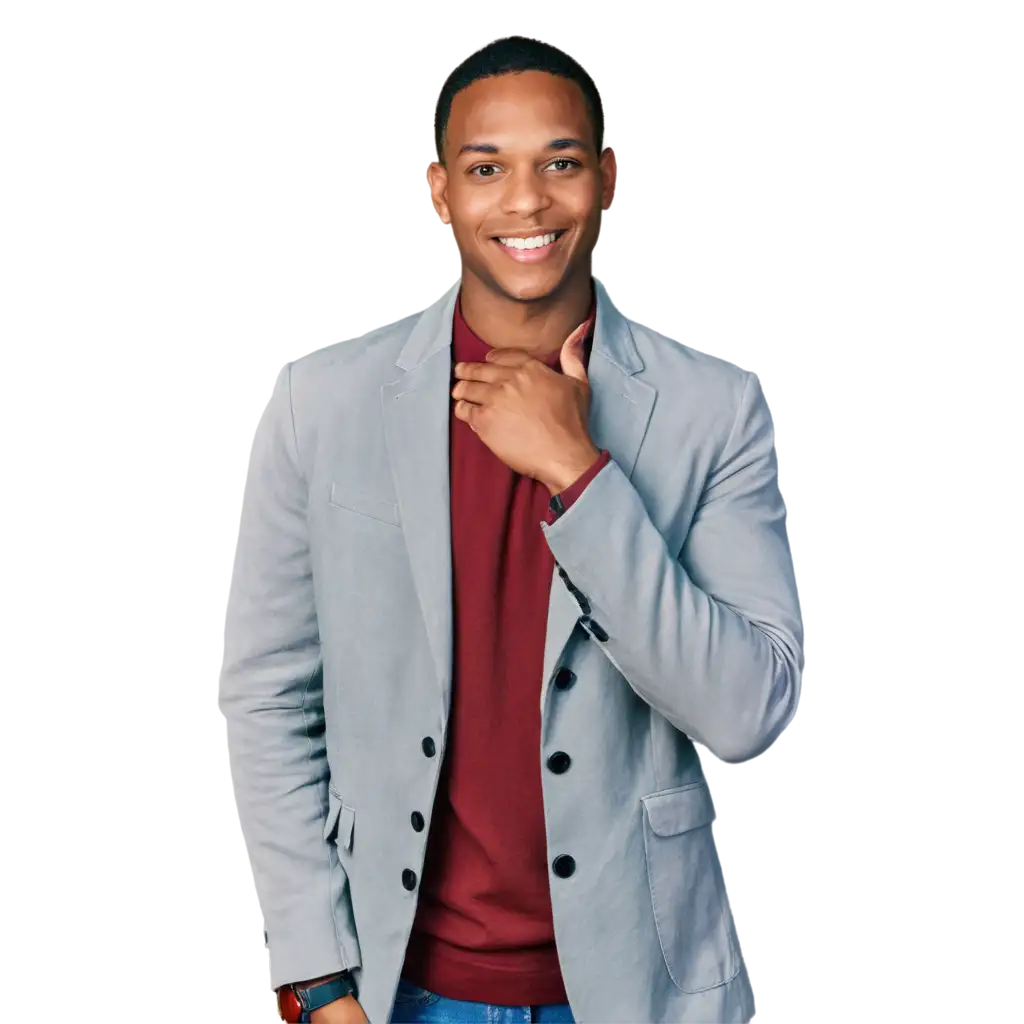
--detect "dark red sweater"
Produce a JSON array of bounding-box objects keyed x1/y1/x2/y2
[{"x1": 400, "y1": 290, "x2": 611, "y2": 1005}]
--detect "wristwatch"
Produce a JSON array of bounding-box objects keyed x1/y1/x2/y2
[{"x1": 277, "y1": 971, "x2": 356, "y2": 1023}]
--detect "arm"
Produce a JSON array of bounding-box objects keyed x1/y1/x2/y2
[
  {"x1": 218, "y1": 362, "x2": 361, "y2": 989},
  {"x1": 540, "y1": 371, "x2": 803, "y2": 763}
]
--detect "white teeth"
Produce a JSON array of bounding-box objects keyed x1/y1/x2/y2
[{"x1": 498, "y1": 232, "x2": 559, "y2": 250}]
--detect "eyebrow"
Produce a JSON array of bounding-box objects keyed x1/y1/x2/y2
[{"x1": 457, "y1": 137, "x2": 588, "y2": 157}]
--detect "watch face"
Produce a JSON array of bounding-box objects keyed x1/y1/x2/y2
[{"x1": 277, "y1": 986, "x2": 304, "y2": 1023}]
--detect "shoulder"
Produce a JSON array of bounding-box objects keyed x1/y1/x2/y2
[
  {"x1": 291, "y1": 308, "x2": 421, "y2": 380},
  {"x1": 261, "y1": 304, "x2": 425, "y2": 480},
  {"x1": 279, "y1": 306, "x2": 423, "y2": 418},
  {"x1": 623, "y1": 313, "x2": 756, "y2": 422}
]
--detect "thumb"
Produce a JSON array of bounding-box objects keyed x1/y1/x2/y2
[{"x1": 559, "y1": 321, "x2": 589, "y2": 382}]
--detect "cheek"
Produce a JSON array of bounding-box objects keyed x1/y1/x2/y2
[
  {"x1": 448, "y1": 190, "x2": 491, "y2": 233},
  {"x1": 581, "y1": 183, "x2": 605, "y2": 218},
  {"x1": 556, "y1": 185, "x2": 601, "y2": 231}
]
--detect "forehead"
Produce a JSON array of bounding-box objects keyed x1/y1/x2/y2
[{"x1": 447, "y1": 70, "x2": 591, "y2": 151}]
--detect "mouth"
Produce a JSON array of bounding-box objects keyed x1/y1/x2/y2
[{"x1": 491, "y1": 228, "x2": 568, "y2": 264}]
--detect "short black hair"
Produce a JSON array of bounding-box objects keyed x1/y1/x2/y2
[{"x1": 434, "y1": 35, "x2": 604, "y2": 166}]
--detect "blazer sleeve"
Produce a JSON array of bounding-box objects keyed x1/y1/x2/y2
[
  {"x1": 217, "y1": 362, "x2": 361, "y2": 989},
  {"x1": 540, "y1": 370, "x2": 804, "y2": 763}
]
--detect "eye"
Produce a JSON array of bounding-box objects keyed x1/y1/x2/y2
[
  {"x1": 548, "y1": 158, "x2": 581, "y2": 171},
  {"x1": 469, "y1": 164, "x2": 501, "y2": 178}
]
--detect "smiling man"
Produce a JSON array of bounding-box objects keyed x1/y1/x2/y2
[{"x1": 219, "y1": 35, "x2": 804, "y2": 1024}]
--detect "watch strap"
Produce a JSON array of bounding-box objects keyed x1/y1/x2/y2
[{"x1": 295, "y1": 971, "x2": 356, "y2": 1018}]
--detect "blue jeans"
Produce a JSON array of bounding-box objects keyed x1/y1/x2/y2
[{"x1": 389, "y1": 976, "x2": 575, "y2": 1023}]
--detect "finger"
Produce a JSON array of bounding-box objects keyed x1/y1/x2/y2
[
  {"x1": 483, "y1": 348, "x2": 533, "y2": 366},
  {"x1": 560, "y1": 322, "x2": 590, "y2": 380},
  {"x1": 453, "y1": 361, "x2": 508, "y2": 383},
  {"x1": 564, "y1": 321, "x2": 589, "y2": 347},
  {"x1": 452, "y1": 380, "x2": 492, "y2": 404},
  {"x1": 454, "y1": 399, "x2": 481, "y2": 432}
]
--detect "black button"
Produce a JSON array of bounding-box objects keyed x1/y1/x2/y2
[
  {"x1": 554, "y1": 667, "x2": 576, "y2": 690},
  {"x1": 402, "y1": 868, "x2": 418, "y2": 891},
  {"x1": 587, "y1": 619, "x2": 609, "y2": 641},
  {"x1": 547, "y1": 751, "x2": 571, "y2": 774},
  {"x1": 411, "y1": 811, "x2": 425, "y2": 832},
  {"x1": 573, "y1": 591, "x2": 591, "y2": 615},
  {"x1": 552, "y1": 854, "x2": 576, "y2": 878},
  {"x1": 421, "y1": 737, "x2": 435, "y2": 757}
]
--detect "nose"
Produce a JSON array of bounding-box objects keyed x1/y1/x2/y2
[{"x1": 500, "y1": 167, "x2": 552, "y2": 220}]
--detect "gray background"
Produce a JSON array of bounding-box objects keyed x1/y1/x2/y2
[{"x1": 0, "y1": 9, "x2": 1019, "y2": 1024}]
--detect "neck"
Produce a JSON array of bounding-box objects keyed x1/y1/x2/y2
[{"x1": 458, "y1": 268, "x2": 594, "y2": 360}]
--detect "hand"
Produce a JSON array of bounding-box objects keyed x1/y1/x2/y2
[
  {"x1": 452, "y1": 319, "x2": 601, "y2": 493},
  {"x1": 309, "y1": 993, "x2": 369, "y2": 1023}
]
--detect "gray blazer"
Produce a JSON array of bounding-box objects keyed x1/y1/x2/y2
[{"x1": 218, "y1": 276, "x2": 803, "y2": 1023}]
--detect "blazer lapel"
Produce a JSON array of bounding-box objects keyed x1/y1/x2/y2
[{"x1": 381, "y1": 280, "x2": 460, "y2": 721}]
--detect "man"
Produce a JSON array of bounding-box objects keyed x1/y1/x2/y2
[{"x1": 218, "y1": 34, "x2": 803, "y2": 1024}]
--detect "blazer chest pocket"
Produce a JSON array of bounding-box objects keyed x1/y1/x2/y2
[
  {"x1": 328, "y1": 482, "x2": 401, "y2": 529},
  {"x1": 324, "y1": 784, "x2": 355, "y2": 852},
  {"x1": 641, "y1": 781, "x2": 742, "y2": 993}
]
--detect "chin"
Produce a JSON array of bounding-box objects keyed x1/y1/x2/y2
[
  {"x1": 504, "y1": 278, "x2": 561, "y2": 302},
  {"x1": 493, "y1": 265, "x2": 573, "y2": 303}
]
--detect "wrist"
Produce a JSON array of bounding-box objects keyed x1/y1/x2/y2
[
  {"x1": 542, "y1": 441, "x2": 601, "y2": 495},
  {"x1": 277, "y1": 970, "x2": 356, "y2": 1023}
]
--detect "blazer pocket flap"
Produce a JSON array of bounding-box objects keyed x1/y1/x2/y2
[
  {"x1": 323, "y1": 786, "x2": 355, "y2": 851},
  {"x1": 642, "y1": 781, "x2": 716, "y2": 837},
  {"x1": 329, "y1": 482, "x2": 401, "y2": 527}
]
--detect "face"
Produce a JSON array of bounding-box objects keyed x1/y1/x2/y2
[{"x1": 428, "y1": 70, "x2": 616, "y2": 303}]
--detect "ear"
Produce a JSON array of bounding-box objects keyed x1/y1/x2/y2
[
  {"x1": 598, "y1": 144, "x2": 614, "y2": 209},
  {"x1": 425, "y1": 157, "x2": 454, "y2": 228}
]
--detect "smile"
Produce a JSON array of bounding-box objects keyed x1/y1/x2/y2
[{"x1": 492, "y1": 229, "x2": 567, "y2": 263}]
